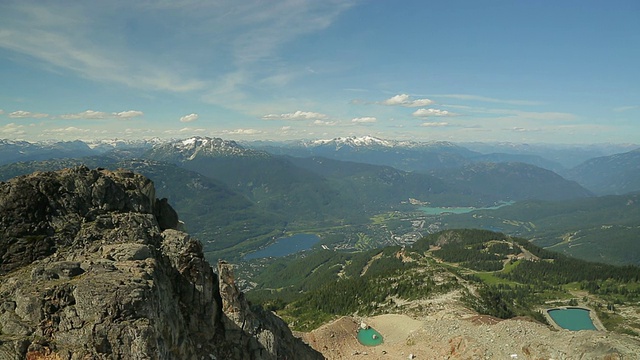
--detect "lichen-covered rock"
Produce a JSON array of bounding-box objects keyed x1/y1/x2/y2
[{"x1": 0, "y1": 166, "x2": 323, "y2": 360}]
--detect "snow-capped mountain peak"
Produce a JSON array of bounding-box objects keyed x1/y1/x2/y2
[
  {"x1": 310, "y1": 136, "x2": 395, "y2": 149},
  {"x1": 148, "y1": 136, "x2": 267, "y2": 161},
  {"x1": 174, "y1": 136, "x2": 241, "y2": 153}
]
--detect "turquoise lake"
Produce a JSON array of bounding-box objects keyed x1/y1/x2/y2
[
  {"x1": 419, "y1": 202, "x2": 514, "y2": 215},
  {"x1": 357, "y1": 328, "x2": 383, "y2": 346},
  {"x1": 547, "y1": 308, "x2": 597, "y2": 331},
  {"x1": 244, "y1": 233, "x2": 320, "y2": 260}
]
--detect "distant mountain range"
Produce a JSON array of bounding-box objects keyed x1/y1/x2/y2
[
  {"x1": 147, "y1": 136, "x2": 593, "y2": 207},
  {"x1": 565, "y1": 148, "x2": 640, "y2": 195},
  {"x1": 0, "y1": 135, "x2": 638, "y2": 265},
  {"x1": 0, "y1": 138, "x2": 160, "y2": 166},
  {"x1": 0, "y1": 135, "x2": 636, "y2": 210},
  {"x1": 248, "y1": 136, "x2": 640, "y2": 195},
  {"x1": 459, "y1": 141, "x2": 639, "y2": 168},
  {"x1": 2, "y1": 136, "x2": 638, "y2": 195},
  {"x1": 0, "y1": 139, "x2": 94, "y2": 165},
  {"x1": 147, "y1": 137, "x2": 266, "y2": 161},
  {"x1": 469, "y1": 152, "x2": 564, "y2": 174},
  {"x1": 251, "y1": 136, "x2": 475, "y2": 172},
  {"x1": 428, "y1": 161, "x2": 593, "y2": 202}
]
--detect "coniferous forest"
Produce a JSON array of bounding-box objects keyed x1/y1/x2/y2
[{"x1": 248, "y1": 229, "x2": 640, "y2": 334}]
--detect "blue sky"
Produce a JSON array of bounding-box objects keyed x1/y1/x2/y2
[{"x1": 0, "y1": 0, "x2": 638, "y2": 144}]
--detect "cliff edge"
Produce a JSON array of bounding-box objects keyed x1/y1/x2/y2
[{"x1": 0, "y1": 166, "x2": 322, "y2": 360}]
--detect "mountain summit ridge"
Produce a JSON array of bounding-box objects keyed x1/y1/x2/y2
[
  {"x1": 0, "y1": 166, "x2": 322, "y2": 359},
  {"x1": 146, "y1": 136, "x2": 270, "y2": 163}
]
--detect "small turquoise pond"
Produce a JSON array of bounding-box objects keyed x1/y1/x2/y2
[
  {"x1": 244, "y1": 233, "x2": 320, "y2": 260},
  {"x1": 357, "y1": 328, "x2": 383, "y2": 346},
  {"x1": 547, "y1": 308, "x2": 597, "y2": 331}
]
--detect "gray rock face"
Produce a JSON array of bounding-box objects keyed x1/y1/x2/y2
[
  {"x1": 0, "y1": 166, "x2": 323, "y2": 360},
  {"x1": 218, "y1": 261, "x2": 323, "y2": 360}
]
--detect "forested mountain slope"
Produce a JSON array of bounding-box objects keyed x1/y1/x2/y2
[
  {"x1": 567, "y1": 148, "x2": 640, "y2": 195},
  {"x1": 434, "y1": 194, "x2": 640, "y2": 265},
  {"x1": 428, "y1": 162, "x2": 593, "y2": 202},
  {"x1": 247, "y1": 229, "x2": 640, "y2": 354}
]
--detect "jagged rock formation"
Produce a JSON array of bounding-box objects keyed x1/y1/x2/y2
[
  {"x1": 0, "y1": 166, "x2": 322, "y2": 360},
  {"x1": 218, "y1": 261, "x2": 322, "y2": 359}
]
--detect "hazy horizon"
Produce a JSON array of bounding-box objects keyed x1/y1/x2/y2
[{"x1": 1, "y1": 134, "x2": 638, "y2": 147}]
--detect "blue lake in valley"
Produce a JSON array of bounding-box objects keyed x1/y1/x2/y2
[{"x1": 244, "y1": 233, "x2": 320, "y2": 260}]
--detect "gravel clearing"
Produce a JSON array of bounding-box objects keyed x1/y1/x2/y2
[{"x1": 303, "y1": 311, "x2": 640, "y2": 359}]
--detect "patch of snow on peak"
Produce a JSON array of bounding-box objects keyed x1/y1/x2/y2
[
  {"x1": 351, "y1": 136, "x2": 390, "y2": 147},
  {"x1": 311, "y1": 136, "x2": 395, "y2": 149},
  {"x1": 181, "y1": 138, "x2": 198, "y2": 147}
]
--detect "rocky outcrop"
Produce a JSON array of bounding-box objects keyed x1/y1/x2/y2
[
  {"x1": 218, "y1": 261, "x2": 322, "y2": 360},
  {"x1": 0, "y1": 166, "x2": 323, "y2": 359}
]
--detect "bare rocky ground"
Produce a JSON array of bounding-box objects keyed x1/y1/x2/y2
[{"x1": 302, "y1": 297, "x2": 640, "y2": 359}]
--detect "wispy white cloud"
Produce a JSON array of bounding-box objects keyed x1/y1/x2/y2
[
  {"x1": 170, "y1": 127, "x2": 206, "y2": 133},
  {"x1": 59, "y1": 110, "x2": 109, "y2": 120},
  {"x1": 486, "y1": 110, "x2": 576, "y2": 121},
  {"x1": 262, "y1": 110, "x2": 328, "y2": 121},
  {"x1": 352, "y1": 116, "x2": 377, "y2": 123},
  {"x1": 435, "y1": 94, "x2": 542, "y2": 106},
  {"x1": 180, "y1": 113, "x2": 199, "y2": 123},
  {"x1": 446, "y1": 105, "x2": 576, "y2": 122},
  {"x1": 59, "y1": 110, "x2": 144, "y2": 120},
  {"x1": 0, "y1": 11, "x2": 206, "y2": 92},
  {"x1": 517, "y1": 111, "x2": 576, "y2": 121},
  {"x1": 9, "y1": 110, "x2": 49, "y2": 118},
  {"x1": 0, "y1": 109, "x2": 4, "y2": 115},
  {"x1": 344, "y1": 88, "x2": 370, "y2": 93},
  {"x1": 507, "y1": 127, "x2": 544, "y2": 133},
  {"x1": 259, "y1": 69, "x2": 308, "y2": 87},
  {"x1": 381, "y1": 94, "x2": 409, "y2": 106},
  {"x1": 313, "y1": 120, "x2": 338, "y2": 126},
  {"x1": 381, "y1": 94, "x2": 434, "y2": 107},
  {"x1": 0, "y1": 123, "x2": 26, "y2": 134},
  {"x1": 412, "y1": 108, "x2": 457, "y2": 117},
  {"x1": 0, "y1": 1, "x2": 353, "y2": 100},
  {"x1": 202, "y1": 70, "x2": 250, "y2": 104},
  {"x1": 43, "y1": 126, "x2": 91, "y2": 134},
  {"x1": 229, "y1": 1, "x2": 355, "y2": 65},
  {"x1": 613, "y1": 105, "x2": 638, "y2": 112},
  {"x1": 115, "y1": 110, "x2": 144, "y2": 119},
  {"x1": 224, "y1": 128, "x2": 262, "y2": 135},
  {"x1": 420, "y1": 122, "x2": 450, "y2": 127},
  {"x1": 123, "y1": 128, "x2": 156, "y2": 135}
]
